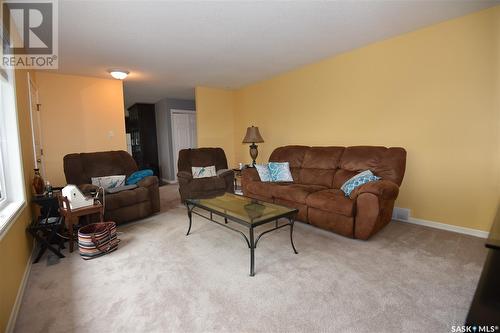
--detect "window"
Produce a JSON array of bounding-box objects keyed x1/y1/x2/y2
[{"x1": 0, "y1": 65, "x2": 26, "y2": 238}]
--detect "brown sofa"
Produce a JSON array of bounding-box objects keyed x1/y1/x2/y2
[
  {"x1": 242, "y1": 146, "x2": 406, "y2": 240},
  {"x1": 63, "y1": 150, "x2": 160, "y2": 224},
  {"x1": 177, "y1": 148, "x2": 234, "y2": 202}
]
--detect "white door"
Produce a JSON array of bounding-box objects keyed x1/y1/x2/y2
[
  {"x1": 171, "y1": 110, "x2": 197, "y2": 179},
  {"x1": 28, "y1": 73, "x2": 45, "y2": 178}
]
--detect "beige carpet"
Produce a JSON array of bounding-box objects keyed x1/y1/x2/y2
[{"x1": 14, "y1": 188, "x2": 487, "y2": 332}]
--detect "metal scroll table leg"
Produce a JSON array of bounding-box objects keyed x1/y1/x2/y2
[
  {"x1": 186, "y1": 204, "x2": 193, "y2": 236},
  {"x1": 249, "y1": 226, "x2": 255, "y2": 276},
  {"x1": 289, "y1": 217, "x2": 298, "y2": 254}
]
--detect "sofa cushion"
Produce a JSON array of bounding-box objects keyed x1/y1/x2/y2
[
  {"x1": 302, "y1": 147, "x2": 344, "y2": 169},
  {"x1": 339, "y1": 146, "x2": 406, "y2": 186},
  {"x1": 273, "y1": 184, "x2": 326, "y2": 204},
  {"x1": 269, "y1": 145, "x2": 308, "y2": 183},
  {"x1": 299, "y1": 169, "x2": 336, "y2": 188},
  {"x1": 187, "y1": 176, "x2": 226, "y2": 192},
  {"x1": 306, "y1": 189, "x2": 355, "y2": 216},
  {"x1": 298, "y1": 147, "x2": 344, "y2": 187},
  {"x1": 332, "y1": 169, "x2": 359, "y2": 189},
  {"x1": 106, "y1": 187, "x2": 150, "y2": 211},
  {"x1": 64, "y1": 150, "x2": 138, "y2": 185},
  {"x1": 245, "y1": 181, "x2": 282, "y2": 199}
]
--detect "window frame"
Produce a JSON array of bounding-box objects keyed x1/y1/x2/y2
[{"x1": 0, "y1": 64, "x2": 27, "y2": 239}]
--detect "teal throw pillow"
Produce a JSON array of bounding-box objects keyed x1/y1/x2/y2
[
  {"x1": 126, "y1": 169, "x2": 154, "y2": 185},
  {"x1": 255, "y1": 164, "x2": 272, "y2": 182},
  {"x1": 340, "y1": 170, "x2": 380, "y2": 197},
  {"x1": 268, "y1": 162, "x2": 293, "y2": 182}
]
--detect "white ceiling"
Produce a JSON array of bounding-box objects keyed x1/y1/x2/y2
[{"x1": 55, "y1": 1, "x2": 499, "y2": 107}]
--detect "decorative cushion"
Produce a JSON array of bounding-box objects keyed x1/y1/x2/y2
[
  {"x1": 91, "y1": 175, "x2": 126, "y2": 190},
  {"x1": 340, "y1": 170, "x2": 380, "y2": 197},
  {"x1": 268, "y1": 162, "x2": 293, "y2": 182},
  {"x1": 192, "y1": 165, "x2": 217, "y2": 179},
  {"x1": 126, "y1": 169, "x2": 153, "y2": 185},
  {"x1": 255, "y1": 164, "x2": 272, "y2": 182}
]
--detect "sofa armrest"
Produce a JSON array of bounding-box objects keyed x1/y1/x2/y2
[
  {"x1": 241, "y1": 167, "x2": 260, "y2": 182},
  {"x1": 137, "y1": 175, "x2": 160, "y2": 213},
  {"x1": 217, "y1": 169, "x2": 234, "y2": 193},
  {"x1": 137, "y1": 175, "x2": 158, "y2": 188},
  {"x1": 216, "y1": 168, "x2": 232, "y2": 177},
  {"x1": 177, "y1": 171, "x2": 193, "y2": 184},
  {"x1": 349, "y1": 180, "x2": 399, "y2": 201}
]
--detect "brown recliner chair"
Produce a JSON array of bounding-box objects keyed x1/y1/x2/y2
[
  {"x1": 63, "y1": 150, "x2": 160, "y2": 224},
  {"x1": 177, "y1": 148, "x2": 234, "y2": 202}
]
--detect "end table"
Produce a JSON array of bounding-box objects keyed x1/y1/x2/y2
[{"x1": 58, "y1": 196, "x2": 104, "y2": 253}]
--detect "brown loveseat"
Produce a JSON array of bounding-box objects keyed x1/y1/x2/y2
[
  {"x1": 177, "y1": 148, "x2": 234, "y2": 202},
  {"x1": 242, "y1": 146, "x2": 406, "y2": 240},
  {"x1": 63, "y1": 150, "x2": 160, "y2": 223}
]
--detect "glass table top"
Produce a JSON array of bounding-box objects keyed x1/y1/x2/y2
[{"x1": 187, "y1": 193, "x2": 297, "y2": 225}]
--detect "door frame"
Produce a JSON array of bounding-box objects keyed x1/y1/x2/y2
[
  {"x1": 170, "y1": 109, "x2": 196, "y2": 180},
  {"x1": 27, "y1": 72, "x2": 46, "y2": 178}
]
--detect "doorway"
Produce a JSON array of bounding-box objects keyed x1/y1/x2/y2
[
  {"x1": 171, "y1": 109, "x2": 197, "y2": 180},
  {"x1": 28, "y1": 72, "x2": 45, "y2": 178}
]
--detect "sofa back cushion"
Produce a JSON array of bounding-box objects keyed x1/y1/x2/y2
[
  {"x1": 267, "y1": 145, "x2": 406, "y2": 188},
  {"x1": 64, "y1": 150, "x2": 138, "y2": 185},
  {"x1": 339, "y1": 146, "x2": 406, "y2": 186},
  {"x1": 178, "y1": 148, "x2": 228, "y2": 173},
  {"x1": 269, "y1": 145, "x2": 308, "y2": 182},
  {"x1": 299, "y1": 147, "x2": 344, "y2": 187}
]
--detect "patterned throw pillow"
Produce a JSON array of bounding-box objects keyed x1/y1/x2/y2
[
  {"x1": 91, "y1": 175, "x2": 126, "y2": 190},
  {"x1": 340, "y1": 170, "x2": 381, "y2": 197},
  {"x1": 255, "y1": 164, "x2": 272, "y2": 182},
  {"x1": 192, "y1": 165, "x2": 217, "y2": 179},
  {"x1": 268, "y1": 162, "x2": 293, "y2": 182}
]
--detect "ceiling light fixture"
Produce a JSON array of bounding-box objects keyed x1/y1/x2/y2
[{"x1": 108, "y1": 69, "x2": 129, "y2": 80}]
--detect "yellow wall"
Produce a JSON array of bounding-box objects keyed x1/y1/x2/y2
[
  {"x1": 195, "y1": 87, "x2": 237, "y2": 167},
  {"x1": 197, "y1": 6, "x2": 500, "y2": 232},
  {"x1": 0, "y1": 70, "x2": 36, "y2": 332},
  {"x1": 35, "y1": 72, "x2": 127, "y2": 186}
]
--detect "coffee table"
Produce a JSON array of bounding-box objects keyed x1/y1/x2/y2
[{"x1": 185, "y1": 193, "x2": 299, "y2": 276}]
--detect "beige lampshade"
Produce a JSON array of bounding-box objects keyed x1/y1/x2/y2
[{"x1": 242, "y1": 126, "x2": 264, "y2": 143}]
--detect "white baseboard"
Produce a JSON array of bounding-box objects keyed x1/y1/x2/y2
[
  {"x1": 6, "y1": 246, "x2": 35, "y2": 333},
  {"x1": 163, "y1": 178, "x2": 178, "y2": 185},
  {"x1": 395, "y1": 217, "x2": 489, "y2": 238}
]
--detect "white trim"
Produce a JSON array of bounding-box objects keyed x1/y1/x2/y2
[
  {"x1": 171, "y1": 109, "x2": 196, "y2": 115},
  {"x1": 162, "y1": 178, "x2": 178, "y2": 185},
  {"x1": 394, "y1": 217, "x2": 489, "y2": 238},
  {"x1": 0, "y1": 201, "x2": 26, "y2": 242},
  {"x1": 5, "y1": 245, "x2": 35, "y2": 333}
]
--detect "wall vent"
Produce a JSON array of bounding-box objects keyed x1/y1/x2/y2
[{"x1": 392, "y1": 207, "x2": 411, "y2": 222}]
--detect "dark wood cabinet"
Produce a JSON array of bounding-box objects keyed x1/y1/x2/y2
[
  {"x1": 465, "y1": 206, "x2": 500, "y2": 327},
  {"x1": 125, "y1": 103, "x2": 159, "y2": 177}
]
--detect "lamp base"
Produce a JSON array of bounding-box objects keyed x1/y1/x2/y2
[{"x1": 249, "y1": 143, "x2": 258, "y2": 166}]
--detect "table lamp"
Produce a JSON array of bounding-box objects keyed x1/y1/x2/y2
[{"x1": 242, "y1": 126, "x2": 264, "y2": 167}]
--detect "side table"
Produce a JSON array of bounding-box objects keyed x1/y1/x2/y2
[
  {"x1": 232, "y1": 168, "x2": 243, "y2": 194},
  {"x1": 58, "y1": 196, "x2": 104, "y2": 253}
]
